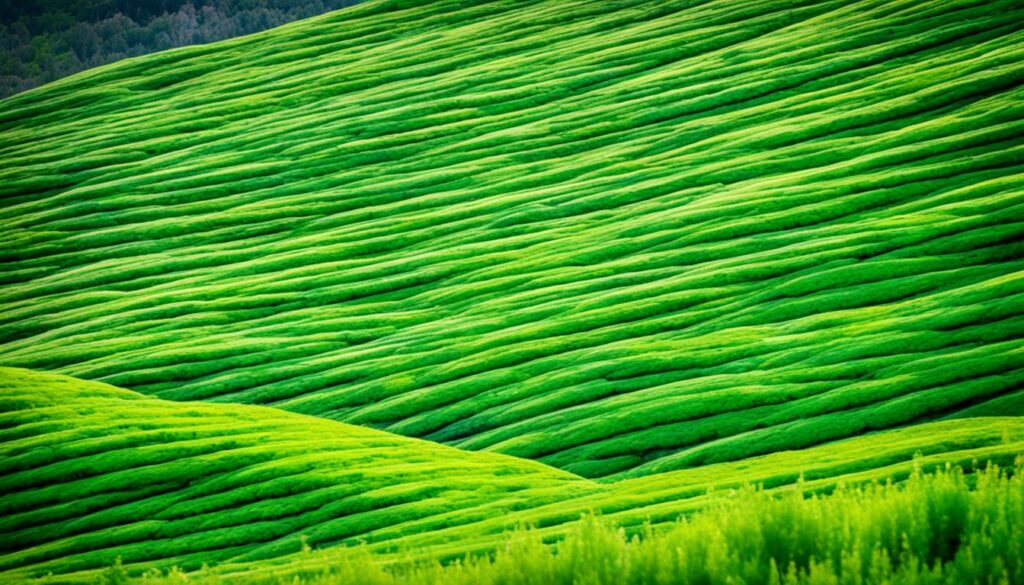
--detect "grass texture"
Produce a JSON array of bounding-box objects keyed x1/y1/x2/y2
[
  {"x1": 1, "y1": 0, "x2": 1023, "y2": 479},
  {"x1": 2, "y1": 0, "x2": 1024, "y2": 582},
  {"x1": 138, "y1": 465, "x2": 1024, "y2": 585},
  {"x1": 2, "y1": 368, "x2": 1023, "y2": 583}
]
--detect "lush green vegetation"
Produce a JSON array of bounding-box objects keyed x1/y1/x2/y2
[
  {"x1": 1, "y1": 368, "x2": 1022, "y2": 583},
  {"x1": 1, "y1": 0, "x2": 1022, "y2": 480},
  {"x1": 1, "y1": 0, "x2": 1023, "y2": 582},
  {"x1": 130, "y1": 464, "x2": 1024, "y2": 585}
]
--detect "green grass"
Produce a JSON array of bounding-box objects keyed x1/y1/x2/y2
[
  {"x1": 1, "y1": 0, "x2": 1023, "y2": 479},
  {"x1": 1, "y1": 0, "x2": 1023, "y2": 582},
  {"x1": 1, "y1": 368, "x2": 1022, "y2": 583},
  {"x1": 148, "y1": 464, "x2": 1024, "y2": 585}
]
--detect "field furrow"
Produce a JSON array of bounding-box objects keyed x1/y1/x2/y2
[
  {"x1": 1, "y1": 0, "x2": 1022, "y2": 479},
  {"x1": 1, "y1": 368, "x2": 1021, "y2": 583}
]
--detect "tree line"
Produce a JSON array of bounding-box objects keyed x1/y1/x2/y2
[{"x1": 0, "y1": 0, "x2": 362, "y2": 99}]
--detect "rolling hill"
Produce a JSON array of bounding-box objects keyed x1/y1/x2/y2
[
  {"x1": 1, "y1": 0, "x2": 1023, "y2": 581},
  {"x1": 2, "y1": 367, "x2": 1022, "y2": 583},
  {"x1": 1, "y1": 0, "x2": 1023, "y2": 479}
]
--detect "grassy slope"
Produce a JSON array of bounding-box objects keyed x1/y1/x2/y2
[
  {"x1": 1, "y1": 0, "x2": 1023, "y2": 479},
  {"x1": 2, "y1": 368, "x2": 1023, "y2": 583},
  {"x1": 0, "y1": 368, "x2": 591, "y2": 582},
  {"x1": 194, "y1": 468, "x2": 1024, "y2": 585}
]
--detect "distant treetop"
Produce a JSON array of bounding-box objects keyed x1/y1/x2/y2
[{"x1": 0, "y1": 0, "x2": 362, "y2": 99}]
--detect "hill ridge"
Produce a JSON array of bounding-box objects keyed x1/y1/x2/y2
[
  {"x1": 2, "y1": 0, "x2": 1023, "y2": 478},
  {"x1": 2, "y1": 367, "x2": 1023, "y2": 582}
]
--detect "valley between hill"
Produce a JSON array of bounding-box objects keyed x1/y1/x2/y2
[{"x1": 1, "y1": 0, "x2": 1023, "y2": 582}]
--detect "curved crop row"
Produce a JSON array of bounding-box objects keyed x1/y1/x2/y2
[
  {"x1": 2, "y1": 368, "x2": 1022, "y2": 583},
  {"x1": 1, "y1": 0, "x2": 1023, "y2": 478},
  {"x1": 0, "y1": 368, "x2": 592, "y2": 582}
]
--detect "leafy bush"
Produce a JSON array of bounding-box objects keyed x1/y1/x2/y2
[{"x1": 136, "y1": 463, "x2": 1023, "y2": 585}]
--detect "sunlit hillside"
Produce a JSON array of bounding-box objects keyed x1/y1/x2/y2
[{"x1": 1, "y1": 0, "x2": 1022, "y2": 582}]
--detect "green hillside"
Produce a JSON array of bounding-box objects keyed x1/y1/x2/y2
[
  {"x1": 1, "y1": 0, "x2": 1023, "y2": 581},
  {"x1": 2, "y1": 368, "x2": 1022, "y2": 583},
  {"x1": 1, "y1": 0, "x2": 1023, "y2": 480}
]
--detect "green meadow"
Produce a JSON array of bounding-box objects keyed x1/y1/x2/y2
[
  {"x1": 2, "y1": 369, "x2": 1023, "y2": 583},
  {"x1": 135, "y1": 465, "x2": 1024, "y2": 585},
  {"x1": 1, "y1": 0, "x2": 1022, "y2": 582}
]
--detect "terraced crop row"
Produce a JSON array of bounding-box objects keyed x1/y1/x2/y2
[
  {"x1": 2, "y1": 368, "x2": 1022, "y2": 583},
  {"x1": 0, "y1": 368, "x2": 591, "y2": 582},
  {"x1": 2, "y1": 0, "x2": 1023, "y2": 478}
]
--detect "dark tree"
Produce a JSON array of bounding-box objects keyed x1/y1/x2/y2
[{"x1": 0, "y1": 0, "x2": 363, "y2": 99}]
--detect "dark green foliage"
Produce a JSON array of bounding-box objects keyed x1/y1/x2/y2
[{"x1": 0, "y1": 0, "x2": 363, "y2": 99}]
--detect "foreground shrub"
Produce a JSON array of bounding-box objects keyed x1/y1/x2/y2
[{"x1": 134, "y1": 461, "x2": 1023, "y2": 585}]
